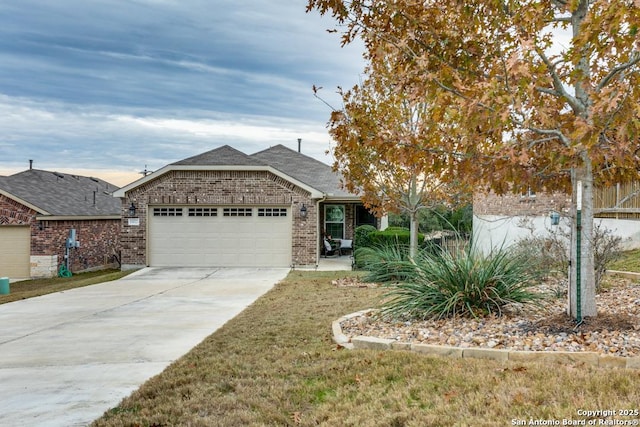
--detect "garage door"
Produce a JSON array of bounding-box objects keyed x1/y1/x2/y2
[
  {"x1": 148, "y1": 206, "x2": 292, "y2": 267},
  {"x1": 0, "y1": 226, "x2": 30, "y2": 278}
]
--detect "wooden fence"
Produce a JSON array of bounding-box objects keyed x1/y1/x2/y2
[{"x1": 594, "y1": 181, "x2": 640, "y2": 219}]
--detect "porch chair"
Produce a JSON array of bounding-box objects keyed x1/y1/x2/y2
[{"x1": 322, "y1": 238, "x2": 340, "y2": 257}]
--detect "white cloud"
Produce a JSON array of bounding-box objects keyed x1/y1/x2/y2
[{"x1": 0, "y1": 0, "x2": 363, "y2": 179}]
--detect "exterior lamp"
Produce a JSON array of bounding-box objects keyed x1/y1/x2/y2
[
  {"x1": 550, "y1": 211, "x2": 560, "y2": 226},
  {"x1": 300, "y1": 204, "x2": 308, "y2": 219},
  {"x1": 128, "y1": 202, "x2": 137, "y2": 217}
]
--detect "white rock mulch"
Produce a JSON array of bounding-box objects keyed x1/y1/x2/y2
[{"x1": 336, "y1": 278, "x2": 640, "y2": 357}]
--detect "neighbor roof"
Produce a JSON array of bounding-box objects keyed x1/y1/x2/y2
[{"x1": 0, "y1": 169, "x2": 121, "y2": 217}]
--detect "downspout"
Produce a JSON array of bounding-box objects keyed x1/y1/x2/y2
[{"x1": 315, "y1": 194, "x2": 327, "y2": 267}]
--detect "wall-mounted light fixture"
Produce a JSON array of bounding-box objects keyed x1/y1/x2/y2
[
  {"x1": 549, "y1": 211, "x2": 560, "y2": 226},
  {"x1": 128, "y1": 202, "x2": 137, "y2": 217},
  {"x1": 300, "y1": 204, "x2": 308, "y2": 219}
]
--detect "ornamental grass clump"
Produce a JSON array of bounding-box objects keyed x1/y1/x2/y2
[
  {"x1": 379, "y1": 246, "x2": 545, "y2": 320},
  {"x1": 355, "y1": 243, "x2": 416, "y2": 282}
]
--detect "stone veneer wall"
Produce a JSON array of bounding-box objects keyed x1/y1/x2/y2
[
  {"x1": 119, "y1": 170, "x2": 317, "y2": 268},
  {"x1": 30, "y1": 255, "x2": 58, "y2": 278}
]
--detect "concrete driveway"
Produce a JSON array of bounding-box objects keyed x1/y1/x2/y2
[{"x1": 0, "y1": 267, "x2": 289, "y2": 427}]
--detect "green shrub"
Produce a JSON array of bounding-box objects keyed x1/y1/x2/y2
[
  {"x1": 379, "y1": 246, "x2": 544, "y2": 319},
  {"x1": 354, "y1": 225, "x2": 377, "y2": 249},
  {"x1": 356, "y1": 244, "x2": 414, "y2": 282},
  {"x1": 368, "y1": 227, "x2": 425, "y2": 248}
]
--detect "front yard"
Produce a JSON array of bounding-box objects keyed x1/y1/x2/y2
[{"x1": 91, "y1": 270, "x2": 640, "y2": 426}]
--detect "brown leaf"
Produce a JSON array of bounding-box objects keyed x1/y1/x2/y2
[
  {"x1": 291, "y1": 412, "x2": 303, "y2": 425},
  {"x1": 443, "y1": 390, "x2": 458, "y2": 402}
]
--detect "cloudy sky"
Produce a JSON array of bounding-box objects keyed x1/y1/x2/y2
[{"x1": 0, "y1": 0, "x2": 364, "y2": 185}]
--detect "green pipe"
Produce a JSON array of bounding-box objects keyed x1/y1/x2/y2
[{"x1": 576, "y1": 209, "x2": 582, "y2": 324}]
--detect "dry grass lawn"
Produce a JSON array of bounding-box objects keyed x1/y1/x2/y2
[
  {"x1": 610, "y1": 248, "x2": 640, "y2": 272},
  {"x1": 0, "y1": 269, "x2": 131, "y2": 304},
  {"x1": 92, "y1": 271, "x2": 640, "y2": 427}
]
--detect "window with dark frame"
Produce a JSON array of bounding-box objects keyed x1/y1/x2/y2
[
  {"x1": 223, "y1": 207, "x2": 253, "y2": 217},
  {"x1": 257, "y1": 208, "x2": 287, "y2": 217},
  {"x1": 188, "y1": 207, "x2": 217, "y2": 217},
  {"x1": 153, "y1": 207, "x2": 183, "y2": 216}
]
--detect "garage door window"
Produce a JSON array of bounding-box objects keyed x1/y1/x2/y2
[
  {"x1": 223, "y1": 207, "x2": 252, "y2": 217},
  {"x1": 258, "y1": 208, "x2": 287, "y2": 217},
  {"x1": 153, "y1": 207, "x2": 183, "y2": 216},
  {"x1": 188, "y1": 207, "x2": 217, "y2": 217}
]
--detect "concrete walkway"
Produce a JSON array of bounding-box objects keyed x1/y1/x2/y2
[{"x1": 0, "y1": 267, "x2": 288, "y2": 427}]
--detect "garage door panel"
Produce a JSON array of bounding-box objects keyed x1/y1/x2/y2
[
  {"x1": 0, "y1": 226, "x2": 30, "y2": 278},
  {"x1": 149, "y1": 206, "x2": 291, "y2": 267}
]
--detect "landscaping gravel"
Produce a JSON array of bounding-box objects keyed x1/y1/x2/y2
[{"x1": 336, "y1": 277, "x2": 640, "y2": 357}]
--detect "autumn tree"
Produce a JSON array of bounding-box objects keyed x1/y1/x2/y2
[
  {"x1": 323, "y1": 61, "x2": 466, "y2": 258},
  {"x1": 307, "y1": 0, "x2": 640, "y2": 319}
]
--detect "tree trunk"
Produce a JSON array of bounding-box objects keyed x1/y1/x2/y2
[
  {"x1": 568, "y1": 161, "x2": 597, "y2": 319},
  {"x1": 409, "y1": 210, "x2": 419, "y2": 260}
]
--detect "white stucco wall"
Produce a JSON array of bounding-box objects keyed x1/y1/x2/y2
[{"x1": 473, "y1": 215, "x2": 640, "y2": 254}]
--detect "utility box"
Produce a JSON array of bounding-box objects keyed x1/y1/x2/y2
[{"x1": 0, "y1": 277, "x2": 9, "y2": 295}]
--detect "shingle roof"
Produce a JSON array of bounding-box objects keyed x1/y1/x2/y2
[
  {"x1": 250, "y1": 145, "x2": 353, "y2": 197},
  {"x1": 172, "y1": 145, "x2": 266, "y2": 166},
  {"x1": 116, "y1": 144, "x2": 358, "y2": 200},
  {"x1": 0, "y1": 169, "x2": 121, "y2": 216}
]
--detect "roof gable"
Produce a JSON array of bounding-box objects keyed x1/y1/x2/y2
[
  {"x1": 115, "y1": 144, "x2": 358, "y2": 200},
  {"x1": 0, "y1": 169, "x2": 121, "y2": 216},
  {"x1": 172, "y1": 145, "x2": 266, "y2": 166}
]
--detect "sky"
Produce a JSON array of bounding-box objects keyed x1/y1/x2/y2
[{"x1": 0, "y1": 0, "x2": 364, "y2": 186}]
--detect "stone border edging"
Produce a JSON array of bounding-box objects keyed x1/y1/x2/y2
[
  {"x1": 332, "y1": 310, "x2": 640, "y2": 370},
  {"x1": 606, "y1": 270, "x2": 640, "y2": 281}
]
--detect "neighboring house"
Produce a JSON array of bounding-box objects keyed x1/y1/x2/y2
[
  {"x1": 473, "y1": 183, "x2": 640, "y2": 254},
  {"x1": 113, "y1": 144, "x2": 376, "y2": 269},
  {"x1": 0, "y1": 168, "x2": 121, "y2": 279}
]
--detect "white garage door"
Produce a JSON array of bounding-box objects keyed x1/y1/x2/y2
[
  {"x1": 148, "y1": 206, "x2": 292, "y2": 267},
  {"x1": 0, "y1": 226, "x2": 30, "y2": 278}
]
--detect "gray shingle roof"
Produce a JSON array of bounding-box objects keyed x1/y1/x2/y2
[
  {"x1": 172, "y1": 145, "x2": 266, "y2": 166},
  {"x1": 0, "y1": 169, "x2": 121, "y2": 216},
  {"x1": 251, "y1": 145, "x2": 353, "y2": 197}
]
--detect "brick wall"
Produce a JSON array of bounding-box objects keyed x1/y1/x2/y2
[
  {"x1": 31, "y1": 219, "x2": 120, "y2": 274},
  {"x1": 0, "y1": 194, "x2": 36, "y2": 225},
  {"x1": 473, "y1": 190, "x2": 572, "y2": 217},
  {"x1": 119, "y1": 170, "x2": 317, "y2": 267},
  {"x1": 1, "y1": 194, "x2": 119, "y2": 276}
]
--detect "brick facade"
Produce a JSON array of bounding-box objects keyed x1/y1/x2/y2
[
  {"x1": 119, "y1": 170, "x2": 321, "y2": 267},
  {"x1": 0, "y1": 194, "x2": 35, "y2": 225},
  {"x1": 33, "y1": 219, "x2": 120, "y2": 273},
  {"x1": 473, "y1": 190, "x2": 572, "y2": 217},
  {"x1": 0, "y1": 194, "x2": 120, "y2": 277}
]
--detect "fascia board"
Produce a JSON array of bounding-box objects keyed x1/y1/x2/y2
[
  {"x1": 321, "y1": 196, "x2": 363, "y2": 203},
  {"x1": 0, "y1": 189, "x2": 49, "y2": 215}
]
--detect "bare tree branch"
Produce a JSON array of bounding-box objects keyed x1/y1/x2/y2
[
  {"x1": 534, "y1": 47, "x2": 583, "y2": 113},
  {"x1": 597, "y1": 50, "x2": 640, "y2": 91}
]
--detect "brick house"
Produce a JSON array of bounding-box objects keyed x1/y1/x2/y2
[
  {"x1": 113, "y1": 145, "x2": 376, "y2": 269},
  {"x1": 473, "y1": 184, "x2": 640, "y2": 253},
  {"x1": 0, "y1": 168, "x2": 121, "y2": 279}
]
